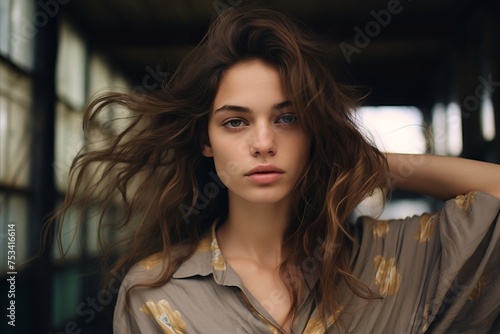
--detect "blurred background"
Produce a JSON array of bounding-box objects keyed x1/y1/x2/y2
[{"x1": 0, "y1": 0, "x2": 499, "y2": 333}]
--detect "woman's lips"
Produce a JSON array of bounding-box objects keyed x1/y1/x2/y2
[
  {"x1": 244, "y1": 164, "x2": 284, "y2": 184},
  {"x1": 246, "y1": 172, "x2": 283, "y2": 184}
]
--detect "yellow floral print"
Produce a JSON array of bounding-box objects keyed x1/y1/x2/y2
[
  {"x1": 197, "y1": 235, "x2": 211, "y2": 252},
  {"x1": 211, "y1": 224, "x2": 226, "y2": 271},
  {"x1": 455, "y1": 191, "x2": 477, "y2": 212},
  {"x1": 374, "y1": 255, "x2": 401, "y2": 296},
  {"x1": 139, "y1": 253, "x2": 163, "y2": 270},
  {"x1": 415, "y1": 213, "x2": 439, "y2": 242},
  {"x1": 140, "y1": 299, "x2": 186, "y2": 334},
  {"x1": 469, "y1": 273, "x2": 489, "y2": 300},
  {"x1": 372, "y1": 220, "x2": 390, "y2": 238}
]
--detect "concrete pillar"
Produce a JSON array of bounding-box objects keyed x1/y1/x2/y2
[{"x1": 28, "y1": 2, "x2": 60, "y2": 332}]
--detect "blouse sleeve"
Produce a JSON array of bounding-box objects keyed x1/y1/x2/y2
[
  {"x1": 426, "y1": 191, "x2": 500, "y2": 333},
  {"x1": 351, "y1": 191, "x2": 500, "y2": 333}
]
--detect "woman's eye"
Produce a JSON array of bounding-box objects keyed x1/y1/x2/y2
[
  {"x1": 276, "y1": 114, "x2": 297, "y2": 124},
  {"x1": 223, "y1": 119, "x2": 245, "y2": 128}
]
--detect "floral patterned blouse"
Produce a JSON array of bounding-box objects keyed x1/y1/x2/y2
[{"x1": 113, "y1": 191, "x2": 500, "y2": 333}]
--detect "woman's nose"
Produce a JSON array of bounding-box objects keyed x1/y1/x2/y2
[{"x1": 250, "y1": 126, "x2": 276, "y2": 156}]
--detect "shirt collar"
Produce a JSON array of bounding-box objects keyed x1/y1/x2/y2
[
  {"x1": 172, "y1": 221, "x2": 318, "y2": 289},
  {"x1": 172, "y1": 222, "x2": 242, "y2": 286}
]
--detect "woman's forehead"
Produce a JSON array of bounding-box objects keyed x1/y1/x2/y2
[{"x1": 212, "y1": 60, "x2": 287, "y2": 110}]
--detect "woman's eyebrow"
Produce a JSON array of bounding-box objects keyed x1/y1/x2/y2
[
  {"x1": 214, "y1": 105, "x2": 250, "y2": 113},
  {"x1": 272, "y1": 100, "x2": 292, "y2": 110},
  {"x1": 214, "y1": 100, "x2": 292, "y2": 113}
]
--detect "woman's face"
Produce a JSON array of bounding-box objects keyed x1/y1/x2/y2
[{"x1": 203, "y1": 59, "x2": 310, "y2": 206}]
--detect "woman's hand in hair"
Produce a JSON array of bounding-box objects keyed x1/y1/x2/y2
[{"x1": 385, "y1": 153, "x2": 500, "y2": 201}]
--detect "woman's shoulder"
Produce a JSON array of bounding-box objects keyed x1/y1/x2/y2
[
  {"x1": 132, "y1": 252, "x2": 165, "y2": 274},
  {"x1": 113, "y1": 245, "x2": 192, "y2": 334},
  {"x1": 120, "y1": 252, "x2": 166, "y2": 290},
  {"x1": 122, "y1": 243, "x2": 192, "y2": 287}
]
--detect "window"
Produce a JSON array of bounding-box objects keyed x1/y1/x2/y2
[
  {"x1": 56, "y1": 19, "x2": 86, "y2": 109},
  {"x1": 356, "y1": 106, "x2": 432, "y2": 219},
  {"x1": 481, "y1": 91, "x2": 496, "y2": 141},
  {"x1": 50, "y1": 18, "x2": 129, "y2": 328},
  {"x1": 432, "y1": 103, "x2": 447, "y2": 155},
  {"x1": 431, "y1": 102, "x2": 464, "y2": 156},
  {"x1": 1, "y1": 1, "x2": 128, "y2": 330},
  {"x1": 0, "y1": 0, "x2": 35, "y2": 71},
  {"x1": 446, "y1": 102, "x2": 463, "y2": 156},
  {"x1": 52, "y1": 20, "x2": 87, "y2": 264},
  {"x1": 359, "y1": 106, "x2": 426, "y2": 154},
  {"x1": 0, "y1": 48, "x2": 33, "y2": 272},
  {"x1": 0, "y1": 61, "x2": 32, "y2": 188}
]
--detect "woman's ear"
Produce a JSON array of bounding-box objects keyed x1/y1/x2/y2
[
  {"x1": 200, "y1": 128, "x2": 213, "y2": 157},
  {"x1": 202, "y1": 144, "x2": 213, "y2": 157}
]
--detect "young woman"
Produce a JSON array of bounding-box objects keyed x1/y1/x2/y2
[{"x1": 56, "y1": 8, "x2": 500, "y2": 334}]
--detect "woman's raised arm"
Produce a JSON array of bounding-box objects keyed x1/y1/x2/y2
[{"x1": 386, "y1": 153, "x2": 500, "y2": 201}]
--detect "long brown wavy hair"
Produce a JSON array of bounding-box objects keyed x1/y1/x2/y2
[{"x1": 51, "y1": 7, "x2": 388, "y2": 331}]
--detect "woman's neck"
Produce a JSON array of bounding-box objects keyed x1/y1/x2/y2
[{"x1": 217, "y1": 196, "x2": 291, "y2": 268}]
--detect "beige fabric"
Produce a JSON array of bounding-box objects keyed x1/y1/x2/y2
[{"x1": 113, "y1": 191, "x2": 500, "y2": 333}]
